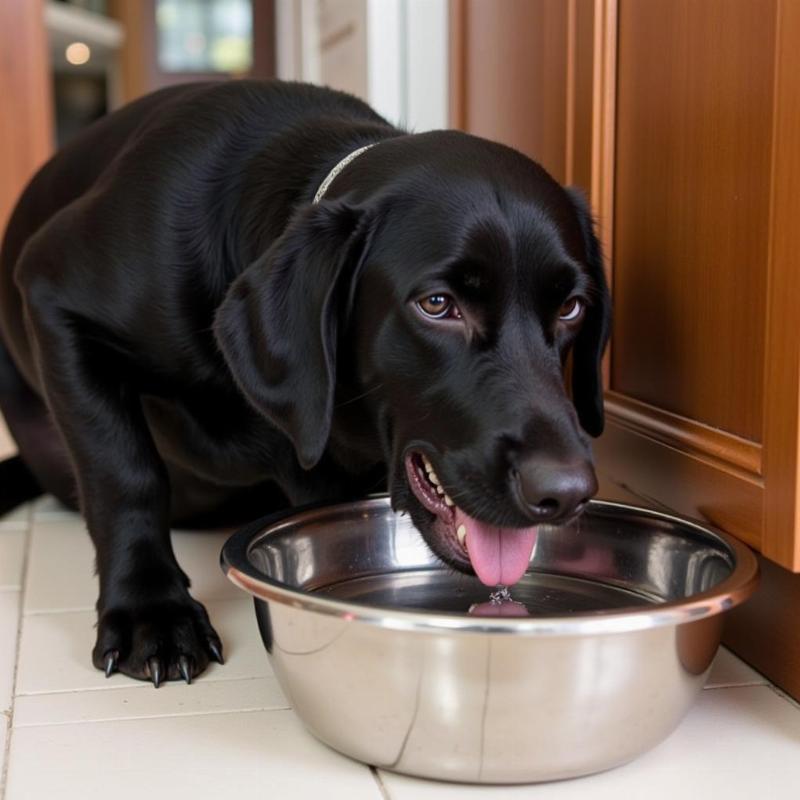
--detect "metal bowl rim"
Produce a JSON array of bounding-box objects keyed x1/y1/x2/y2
[{"x1": 220, "y1": 497, "x2": 759, "y2": 636}]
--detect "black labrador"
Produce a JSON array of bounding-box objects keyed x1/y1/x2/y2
[{"x1": 0, "y1": 81, "x2": 610, "y2": 685}]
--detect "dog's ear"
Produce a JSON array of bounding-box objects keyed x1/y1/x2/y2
[
  {"x1": 214, "y1": 201, "x2": 376, "y2": 469},
  {"x1": 565, "y1": 188, "x2": 611, "y2": 437}
]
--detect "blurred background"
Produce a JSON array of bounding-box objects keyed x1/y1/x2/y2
[
  {"x1": 2, "y1": 0, "x2": 800, "y2": 699},
  {"x1": 11, "y1": 0, "x2": 450, "y2": 149}
]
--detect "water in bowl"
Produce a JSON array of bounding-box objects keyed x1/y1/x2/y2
[{"x1": 313, "y1": 568, "x2": 661, "y2": 616}]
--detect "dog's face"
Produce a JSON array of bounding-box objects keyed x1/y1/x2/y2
[{"x1": 215, "y1": 132, "x2": 610, "y2": 587}]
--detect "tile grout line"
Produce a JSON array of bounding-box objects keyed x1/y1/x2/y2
[
  {"x1": 21, "y1": 598, "x2": 242, "y2": 617},
  {"x1": 12, "y1": 702, "x2": 293, "y2": 730},
  {"x1": 703, "y1": 682, "x2": 770, "y2": 691},
  {"x1": 702, "y1": 682, "x2": 786, "y2": 694},
  {"x1": 12, "y1": 704, "x2": 296, "y2": 731},
  {"x1": 369, "y1": 767, "x2": 392, "y2": 800},
  {"x1": 22, "y1": 606, "x2": 96, "y2": 617},
  {"x1": 0, "y1": 504, "x2": 33, "y2": 800},
  {"x1": 14, "y1": 673, "x2": 275, "y2": 699},
  {"x1": 768, "y1": 683, "x2": 800, "y2": 710}
]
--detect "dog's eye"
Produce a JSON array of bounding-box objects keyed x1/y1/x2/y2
[
  {"x1": 559, "y1": 297, "x2": 583, "y2": 322},
  {"x1": 417, "y1": 294, "x2": 462, "y2": 320}
]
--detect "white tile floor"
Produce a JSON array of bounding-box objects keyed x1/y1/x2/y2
[{"x1": 1, "y1": 498, "x2": 799, "y2": 799}]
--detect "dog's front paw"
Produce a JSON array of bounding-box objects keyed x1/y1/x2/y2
[{"x1": 92, "y1": 597, "x2": 224, "y2": 686}]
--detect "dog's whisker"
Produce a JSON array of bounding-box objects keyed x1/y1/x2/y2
[
  {"x1": 366, "y1": 474, "x2": 390, "y2": 493},
  {"x1": 334, "y1": 383, "x2": 385, "y2": 408}
]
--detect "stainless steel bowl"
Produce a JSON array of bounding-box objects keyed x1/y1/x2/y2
[{"x1": 221, "y1": 498, "x2": 758, "y2": 784}]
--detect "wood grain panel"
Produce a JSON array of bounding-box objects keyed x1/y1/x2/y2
[
  {"x1": 612, "y1": 0, "x2": 777, "y2": 442},
  {"x1": 595, "y1": 420, "x2": 763, "y2": 551},
  {"x1": 0, "y1": 0, "x2": 53, "y2": 236},
  {"x1": 108, "y1": 0, "x2": 148, "y2": 102},
  {"x1": 458, "y1": 0, "x2": 569, "y2": 182},
  {"x1": 589, "y1": 0, "x2": 617, "y2": 285},
  {"x1": 568, "y1": 0, "x2": 595, "y2": 192},
  {"x1": 761, "y1": 0, "x2": 800, "y2": 569},
  {"x1": 606, "y1": 392, "x2": 761, "y2": 477},
  {"x1": 448, "y1": 0, "x2": 465, "y2": 129}
]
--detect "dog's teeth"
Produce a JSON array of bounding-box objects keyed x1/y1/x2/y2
[
  {"x1": 422, "y1": 454, "x2": 433, "y2": 471},
  {"x1": 444, "y1": 494, "x2": 454, "y2": 507},
  {"x1": 429, "y1": 472, "x2": 440, "y2": 485},
  {"x1": 436, "y1": 485, "x2": 444, "y2": 496},
  {"x1": 457, "y1": 524, "x2": 467, "y2": 545}
]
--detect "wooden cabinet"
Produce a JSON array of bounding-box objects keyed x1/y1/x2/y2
[
  {"x1": 449, "y1": 0, "x2": 569, "y2": 182},
  {"x1": 0, "y1": 0, "x2": 52, "y2": 234},
  {"x1": 0, "y1": 0, "x2": 52, "y2": 458},
  {"x1": 450, "y1": 0, "x2": 800, "y2": 697},
  {"x1": 596, "y1": 0, "x2": 800, "y2": 573}
]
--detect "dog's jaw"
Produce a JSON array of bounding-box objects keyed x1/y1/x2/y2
[{"x1": 400, "y1": 451, "x2": 538, "y2": 587}]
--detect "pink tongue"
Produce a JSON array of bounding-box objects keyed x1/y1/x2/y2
[{"x1": 455, "y1": 508, "x2": 538, "y2": 587}]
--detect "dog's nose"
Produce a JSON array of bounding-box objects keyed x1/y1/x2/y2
[{"x1": 513, "y1": 458, "x2": 598, "y2": 521}]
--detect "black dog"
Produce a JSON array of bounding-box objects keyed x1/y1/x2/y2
[{"x1": 0, "y1": 81, "x2": 609, "y2": 685}]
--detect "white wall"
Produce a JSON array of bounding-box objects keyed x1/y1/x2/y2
[
  {"x1": 402, "y1": 0, "x2": 448, "y2": 132},
  {"x1": 365, "y1": 0, "x2": 404, "y2": 126},
  {"x1": 275, "y1": 0, "x2": 448, "y2": 132},
  {"x1": 275, "y1": 0, "x2": 303, "y2": 80}
]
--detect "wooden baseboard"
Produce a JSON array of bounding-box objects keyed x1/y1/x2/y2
[
  {"x1": 723, "y1": 553, "x2": 800, "y2": 703},
  {"x1": 598, "y1": 469, "x2": 800, "y2": 702},
  {"x1": 594, "y1": 420, "x2": 763, "y2": 553}
]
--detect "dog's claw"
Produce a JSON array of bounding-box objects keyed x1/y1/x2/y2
[
  {"x1": 178, "y1": 655, "x2": 192, "y2": 684},
  {"x1": 148, "y1": 657, "x2": 163, "y2": 688},
  {"x1": 208, "y1": 639, "x2": 224, "y2": 665},
  {"x1": 104, "y1": 650, "x2": 119, "y2": 678}
]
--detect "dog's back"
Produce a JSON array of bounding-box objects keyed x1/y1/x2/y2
[
  {"x1": 0, "y1": 80, "x2": 393, "y2": 512},
  {"x1": 2, "y1": 81, "x2": 386, "y2": 280}
]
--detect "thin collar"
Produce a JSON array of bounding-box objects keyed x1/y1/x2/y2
[{"x1": 312, "y1": 143, "x2": 376, "y2": 204}]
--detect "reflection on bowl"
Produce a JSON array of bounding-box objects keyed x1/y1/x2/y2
[
  {"x1": 222, "y1": 498, "x2": 758, "y2": 784},
  {"x1": 469, "y1": 599, "x2": 530, "y2": 617}
]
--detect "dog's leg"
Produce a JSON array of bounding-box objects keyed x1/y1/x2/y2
[{"x1": 19, "y1": 271, "x2": 223, "y2": 685}]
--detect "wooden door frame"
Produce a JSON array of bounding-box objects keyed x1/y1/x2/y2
[
  {"x1": 450, "y1": 0, "x2": 578, "y2": 175},
  {"x1": 0, "y1": 0, "x2": 53, "y2": 236},
  {"x1": 761, "y1": 0, "x2": 800, "y2": 569}
]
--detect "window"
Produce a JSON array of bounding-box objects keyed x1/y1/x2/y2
[{"x1": 155, "y1": 0, "x2": 253, "y2": 73}]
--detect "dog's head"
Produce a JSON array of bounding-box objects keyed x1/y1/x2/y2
[{"x1": 215, "y1": 131, "x2": 610, "y2": 586}]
